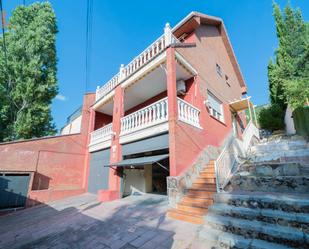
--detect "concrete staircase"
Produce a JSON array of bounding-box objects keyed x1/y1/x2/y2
[
  {"x1": 167, "y1": 160, "x2": 217, "y2": 224},
  {"x1": 198, "y1": 135, "x2": 309, "y2": 248}
]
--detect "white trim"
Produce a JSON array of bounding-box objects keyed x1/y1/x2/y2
[
  {"x1": 93, "y1": 90, "x2": 115, "y2": 110},
  {"x1": 120, "y1": 122, "x2": 168, "y2": 144},
  {"x1": 175, "y1": 51, "x2": 198, "y2": 75},
  {"x1": 89, "y1": 140, "x2": 112, "y2": 152},
  {"x1": 121, "y1": 52, "x2": 167, "y2": 90}
]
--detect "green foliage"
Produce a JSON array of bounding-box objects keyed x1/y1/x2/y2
[
  {"x1": 293, "y1": 106, "x2": 309, "y2": 138},
  {"x1": 268, "y1": 2, "x2": 309, "y2": 110},
  {"x1": 0, "y1": 2, "x2": 58, "y2": 141},
  {"x1": 258, "y1": 104, "x2": 285, "y2": 131}
]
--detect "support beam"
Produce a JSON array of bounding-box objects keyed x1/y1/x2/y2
[
  {"x1": 247, "y1": 98, "x2": 253, "y2": 122},
  {"x1": 253, "y1": 105, "x2": 257, "y2": 125}
]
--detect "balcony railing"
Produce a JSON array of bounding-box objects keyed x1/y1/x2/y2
[
  {"x1": 90, "y1": 123, "x2": 113, "y2": 145},
  {"x1": 95, "y1": 23, "x2": 179, "y2": 101},
  {"x1": 177, "y1": 98, "x2": 201, "y2": 128},
  {"x1": 90, "y1": 98, "x2": 202, "y2": 147},
  {"x1": 96, "y1": 73, "x2": 120, "y2": 101},
  {"x1": 121, "y1": 97, "x2": 168, "y2": 135}
]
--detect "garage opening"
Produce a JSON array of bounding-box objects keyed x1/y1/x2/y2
[
  {"x1": 106, "y1": 149, "x2": 169, "y2": 197},
  {"x1": 0, "y1": 173, "x2": 31, "y2": 210}
]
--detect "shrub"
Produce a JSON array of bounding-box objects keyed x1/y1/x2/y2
[{"x1": 258, "y1": 104, "x2": 285, "y2": 131}]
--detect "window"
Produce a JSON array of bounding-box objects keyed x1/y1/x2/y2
[
  {"x1": 225, "y1": 75, "x2": 231, "y2": 87},
  {"x1": 216, "y1": 63, "x2": 222, "y2": 77},
  {"x1": 207, "y1": 92, "x2": 224, "y2": 122}
]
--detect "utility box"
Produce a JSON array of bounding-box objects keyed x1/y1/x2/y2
[{"x1": 177, "y1": 80, "x2": 186, "y2": 95}]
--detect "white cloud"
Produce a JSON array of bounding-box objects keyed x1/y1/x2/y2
[{"x1": 55, "y1": 94, "x2": 67, "y2": 101}]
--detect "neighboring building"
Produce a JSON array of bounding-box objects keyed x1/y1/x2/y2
[
  {"x1": 60, "y1": 106, "x2": 83, "y2": 135},
  {"x1": 0, "y1": 12, "x2": 256, "y2": 210}
]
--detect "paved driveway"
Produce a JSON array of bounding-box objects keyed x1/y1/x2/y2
[{"x1": 0, "y1": 194, "x2": 201, "y2": 249}]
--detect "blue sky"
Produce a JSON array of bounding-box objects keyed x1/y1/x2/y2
[{"x1": 3, "y1": 0, "x2": 309, "y2": 131}]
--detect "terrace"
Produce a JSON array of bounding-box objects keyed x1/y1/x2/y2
[{"x1": 89, "y1": 23, "x2": 200, "y2": 152}]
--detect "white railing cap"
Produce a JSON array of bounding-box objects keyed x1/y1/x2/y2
[
  {"x1": 121, "y1": 97, "x2": 168, "y2": 120},
  {"x1": 177, "y1": 98, "x2": 200, "y2": 112}
]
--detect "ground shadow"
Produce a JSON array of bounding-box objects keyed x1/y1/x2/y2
[{"x1": 0, "y1": 194, "x2": 178, "y2": 249}]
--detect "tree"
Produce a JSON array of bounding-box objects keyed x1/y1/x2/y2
[
  {"x1": 268, "y1": 2, "x2": 309, "y2": 110},
  {"x1": 0, "y1": 2, "x2": 58, "y2": 141},
  {"x1": 258, "y1": 103, "x2": 285, "y2": 131}
]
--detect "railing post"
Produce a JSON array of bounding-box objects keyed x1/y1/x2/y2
[
  {"x1": 164, "y1": 23, "x2": 172, "y2": 47},
  {"x1": 95, "y1": 86, "x2": 100, "y2": 100},
  {"x1": 119, "y1": 64, "x2": 125, "y2": 82}
]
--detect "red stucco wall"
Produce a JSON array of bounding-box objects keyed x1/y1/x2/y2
[
  {"x1": 169, "y1": 23, "x2": 246, "y2": 176},
  {"x1": 0, "y1": 94, "x2": 95, "y2": 207},
  {"x1": 94, "y1": 112, "x2": 112, "y2": 130},
  {"x1": 124, "y1": 91, "x2": 167, "y2": 116},
  {"x1": 170, "y1": 76, "x2": 233, "y2": 176}
]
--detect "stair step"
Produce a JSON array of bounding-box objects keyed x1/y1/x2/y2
[
  {"x1": 205, "y1": 213, "x2": 306, "y2": 247},
  {"x1": 192, "y1": 183, "x2": 217, "y2": 189},
  {"x1": 251, "y1": 140, "x2": 308, "y2": 153},
  {"x1": 251, "y1": 148, "x2": 309, "y2": 164},
  {"x1": 208, "y1": 203, "x2": 309, "y2": 231},
  {"x1": 195, "y1": 177, "x2": 216, "y2": 184},
  {"x1": 202, "y1": 165, "x2": 215, "y2": 172},
  {"x1": 182, "y1": 196, "x2": 214, "y2": 206},
  {"x1": 230, "y1": 175, "x2": 309, "y2": 194},
  {"x1": 199, "y1": 170, "x2": 215, "y2": 176},
  {"x1": 199, "y1": 172, "x2": 215, "y2": 178},
  {"x1": 239, "y1": 163, "x2": 306, "y2": 177},
  {"x1": 167, "y1": 209, "x2": 204, "y2": 224},
  {"x1": 214, "y1": 192, "x2": 309, "y2": 213},
  {"x1": 188, "y1": 185, "x2": 216, "y2": 191},
  {"x1": 187, "y1": 189, "x2": 216, "y2": 198},
  {"x1": 199, "y1": 225, "x2": 293, "y2": 249},
  {"x1": 176, "y1": 203, "x2": 208, "y2": 215}
]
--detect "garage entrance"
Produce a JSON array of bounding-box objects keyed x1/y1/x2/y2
[
  {"x1": 120, "y1": 134, "x2": 169, "y2": 196},
  {"x1": 0, "y1": 173, "x2": 30, "y2": 210},
  {"x1": 109, "y1": 153, "x2": 169, "y2": 197}
]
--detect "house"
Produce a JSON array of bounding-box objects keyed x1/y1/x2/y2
[{"x1": 0, "y1": 12, "x2": 257, "y2": 214}]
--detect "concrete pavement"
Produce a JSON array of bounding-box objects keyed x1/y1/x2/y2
[{"x1": 0, "y1": 193, "x2": 202, "y2": 249}]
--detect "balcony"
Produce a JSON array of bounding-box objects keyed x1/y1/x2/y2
[
  {"x1": 177, "y1": 98, "x2": 202, "y2": 129},
  {"x1": 95, "y1": 23, "x2": 179, "y2": 102},
  {"x1": 89, "y1": 97, "x2": 201, "y2": 151},
  {"x1": 89, "y1": 123, "x2": 112, "y2": 151}
]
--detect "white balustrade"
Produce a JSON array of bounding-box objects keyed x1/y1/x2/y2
[
  {"x1": 242, "y1": 120, "x2": 260, "y2": 151},
  {"x1": 121, "y1": 98, "x2": 168, "y2": 134},
  {"x1": 177, "y1": 98, "x2": 201, "y2": 128},
  {"x1": 95, "y1": 24, "x2": 179, "y2": 101},
  {"x1": 90, "y1": 123, "x2": 113, "y2": 144},
  {"x1": 96, "y1": 73, "x2": 120, "y2": 101}
]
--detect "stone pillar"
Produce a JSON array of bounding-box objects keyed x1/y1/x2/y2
[
  {"x1": 109, "y1": 85, "x2": 124, "y2": 192},
  {"x1": 166, "y1": 47, "x2": 178, "y2": 177}
]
